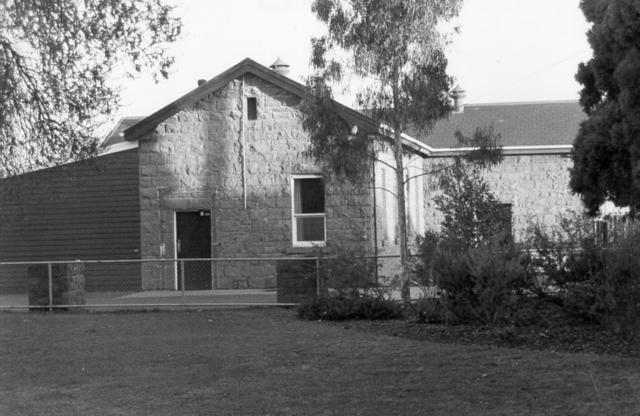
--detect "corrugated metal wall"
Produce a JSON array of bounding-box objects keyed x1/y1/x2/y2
[{"x1": 0, "y1": 148, "x2": 141, "y2": 292}]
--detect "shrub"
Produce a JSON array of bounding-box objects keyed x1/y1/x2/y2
[
  {"x1": 434, "y1": 156, "x2": 511, "y2": 252},
  {"x1": 412, "y1": 297, "x2": 449, "y2": 324},
  {"x1": 297, "y1": 295, "x2": 403, "y2": 321},
  {"x1": 319, "y1": 244, "x2": 378, "y2": 297},
  {"x1": 435, "y1": 244, "x2": 529, "y2": 325},
  {"x1": 412, "y1": 142, "x2": 534, "y2": 325},
  {"x1": 297, "y1": 295, "x2": 354, "y2": 321},
  {"x1": 415, "y1": 232, "x2": 531, "y2": 325},
  {"x1": 354, "y1": 296, "x2": 403, "y2": 320},
  {"x1": 569, "y1": 237, "x2": 640, "y2": 339},
  {"x1": 526, "y1": 215, "x2": 640, "y2": 340},
  {"x1": 523, "y1": 214, "x2": 594, "y2": 296},
  {"x1": 413, "y1": 230, "x2": 440, "y2": 287}
]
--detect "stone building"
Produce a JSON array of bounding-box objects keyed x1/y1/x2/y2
[
  {"x1": 412, "y1": 98, "x2": 586, "y2": 241},
  {"x1": 123, "y1": 58, "x2": 405, "y2": 290},
  {"x1": 0, "y1": 58, "x2": 589, "y2": 291}
]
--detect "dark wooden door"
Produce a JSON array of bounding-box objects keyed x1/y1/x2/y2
[{"x1": 176, "y1": 211, "x2": 211, "y2": 290}]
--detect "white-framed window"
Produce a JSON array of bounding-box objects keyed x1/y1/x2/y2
[{"x1": 291, "y1": 175, "x2": 326, "y2": 247}]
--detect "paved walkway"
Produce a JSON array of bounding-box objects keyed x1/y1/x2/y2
[{"x1": 0, "y1": 289, "x2": 282, "y2": 309}]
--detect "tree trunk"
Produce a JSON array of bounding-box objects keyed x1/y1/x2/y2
[
  {"x1": 390, "y1": 70, "x2": 411, "y2": 303},
  {"x1": 393, "y1": 125, "x2": 411, "y2": 302}
]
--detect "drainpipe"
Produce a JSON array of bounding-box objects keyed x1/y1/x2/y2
[
  {"x1": 372, "y1": 154, "x2": 379, "y2": 284},
  {"x1": 240, "y1": 76, "x2": 247, "y2": 209}
]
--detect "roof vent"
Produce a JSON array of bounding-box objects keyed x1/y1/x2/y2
[
  {"x1": 452, "y1": 85, "x2": 467, "y2": 114},
  {"x1": 197, "y1": 79, "x2": 207, "y2": 86},
  {"x1": 269, "y1": 57, "x2": 290, "y2": 76}
]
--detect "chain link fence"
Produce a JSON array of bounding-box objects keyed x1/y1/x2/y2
[{"x1": 0, "y1": 255, "x2": 407, "y2": 310}]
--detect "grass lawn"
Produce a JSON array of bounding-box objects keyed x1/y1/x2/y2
[{"x1": 1, "y1": 308, "x2": 639, "y2": 415}]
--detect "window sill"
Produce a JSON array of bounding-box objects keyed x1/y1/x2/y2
[{"x1": 286, "y1": 245, "x2": 325, "y2": 255}]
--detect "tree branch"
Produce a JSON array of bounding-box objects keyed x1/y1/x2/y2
[
  {"x1": 403, "y1": 163, "x2": 455, "y2": 184},
  {"x1": 374, "y1": 157, "x2": 398, "y2": 172}
]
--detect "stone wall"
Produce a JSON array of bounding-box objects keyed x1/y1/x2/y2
[
  {"x1": 138, "y1": 75, "x2": 374, "y2": 289},
  {"x1": 423, "y1": 153, "x2": 584, "y2": 241},
  {"x1": 373, "y1": 151, "x2": 425, "y2": 281}
]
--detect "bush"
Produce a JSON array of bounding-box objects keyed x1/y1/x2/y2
[
  {"x1": 415, "y1": 233, "x2": 530, "y2": 325},
  {"x1": 412, "y1": 298, "x2": 449, "y2": 324},
  {"x1": 413, "y1": 144, "x2": 531, "y2": 325},
  {"x1": 438, "y1": 244, "x2": 529, "y2": 325},
  {"x1": 526, "y1": 216, "x2": 640, "y2": 340},
  {"x1": 564, "y1": 238, "x2": 640, "y2": 339},
  {"x1": 355, "y1": 296, "x2": 403, "y2": 320},
  {"x1": 319, "y1": 244, "x2": 378, "y2": 296},
  {"x1": 297, "y1": 295, "x2": 403, "y2": 321},
  {"x1": 523, "y1": 214, "x2": 594, "y2": 296},
  {"x1": 413, "y1": 231, "x2": 440, "y2": 287}
]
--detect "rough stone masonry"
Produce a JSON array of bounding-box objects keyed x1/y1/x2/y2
[{"x1": 137, "y1": 75, "x2": 374, "y2": 290}]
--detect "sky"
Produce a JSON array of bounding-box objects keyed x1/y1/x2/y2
[{"x1": 114, "y1": 0, "x2": 592, "y2": 121}]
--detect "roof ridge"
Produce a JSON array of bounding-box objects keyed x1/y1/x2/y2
[{"x1": 464, "y1": 99, "x2": 580, "y2": 107}]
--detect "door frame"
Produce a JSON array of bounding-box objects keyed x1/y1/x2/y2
[
  {"x1": 173, "y1": 210, "x2": 212, "y2": 290},
  {"x1": 173, "y1": 211, "x2": 178, "y2": 290}
]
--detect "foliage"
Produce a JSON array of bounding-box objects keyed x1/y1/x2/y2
[
  {"x1": 297, "y1": 294, "x2": 403, "y2": 321},
  {"x1": 434, "y1": 128, "x2": 507, "y2": 252},
  {"x1": 301, "y1": 245, "x2": 401, "y2": 321},
  {"x1": 525, "y1": 215, "x2": 640, "y2": 340},
  {"x1": 301, "y1": 76, "x2": 375, "y2": 180},
  {"x1": 304, "y1": 0, "x2": 463, "y2": 301},
  {"x1": 412, "y1": 297, "x2": 449, "y2": 324},
  {"x1": 425, "y1": 241, "x2": 529, "y2": 325},
  {"x1": 570, "y1": 0, "x2": 640, "y2": 214},
  {"x1": 319, "y1": 243, "x2": 378, "y2": 296},
  {"x1": 415, "y1": 125, "x2": 506, "y2": 254},
  {"x1": 0, "y1": 0, "x2": 181, "y2": 175},
  {"x1": 308, "y1": 0, "x2": 460, "y2": 133},
  {"x1": 413, "y1": 230, "x2": 441, "y2": 286},
  {"x1": 523, "y1": 213, "x2": 594, "y2": 295},
  {"x1": 412, "y1": 134, "x2": 519, "y2": 325},
  {"x1": 418, "y1": 202, "x2": 640, "y2": 336}
]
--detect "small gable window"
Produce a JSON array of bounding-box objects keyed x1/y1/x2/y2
[{"x1": 247, "y1": 97, "x2": 257, "y2": 120}]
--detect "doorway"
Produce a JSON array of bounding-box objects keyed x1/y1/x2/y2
[{"x1": 175, "y1": 211, "x2": 212, "y2": 290}]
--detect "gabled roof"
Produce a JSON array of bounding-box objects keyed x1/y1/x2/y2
[
  {"x1": 409, "y1": 101, "x2": 585, "y2": 153},
  {"x1": 101, "y1": 116, "x2": 145, "y2": 148},
  {"x1": 123, "y1": 58, "x2": 584, "y2": 158},
  {"x1": 123, "y1": 58, "x2": 432, "y2": 154}
]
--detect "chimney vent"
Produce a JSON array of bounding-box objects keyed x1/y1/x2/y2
[
  {"x1": 269, "y1": 57, "x2": 290, "y2": 76},
  {"x1": 197, "y1": 79, "x2": 207, "y2": 86},
  {"x1": 452, "y1": 85, "x2": 466, "y2": 113}
]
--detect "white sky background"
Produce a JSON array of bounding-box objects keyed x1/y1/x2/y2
[{"x1": 114, "y1": 0, "x2": 592, "y2": 120}]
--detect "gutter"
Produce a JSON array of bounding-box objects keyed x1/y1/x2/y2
[{"x1": 378, "y1": 123, "x2": 573, "y2": 158}]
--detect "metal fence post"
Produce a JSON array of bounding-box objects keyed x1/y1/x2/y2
[
  {"x1": 47, "y1": 262, "x2": 53, "y2": 312},
  {"x1": 315, "y1": 248, "x2": 321, "y2": 297},
  {"x1": 211, "y1": 259, "x2": 218, "y2": 290},
  {"x1": 180, "y1": 259, "x2": 185, "y2": 304}
]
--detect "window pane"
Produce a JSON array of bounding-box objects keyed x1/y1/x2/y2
[
  {"x1": 247, "y1": 97, "x2": 257, "y2": 120},
  {"x1": 497, "y1": 203, "x2": 513, "y2": 244},
  {"x1": 294, "y1": 178, "x2": 324, "y2": 214},
  {"x1": 296, "y1": 217, "x2": 325, "y2": 241}
]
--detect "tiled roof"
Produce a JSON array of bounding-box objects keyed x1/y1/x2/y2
[{"x1": 409, "y1": 101, "x2": 586, "y2": 148}]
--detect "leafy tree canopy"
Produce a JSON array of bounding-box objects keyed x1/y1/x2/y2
[
  {"x1": 304, "y1": 0, "x2": 463, "y2": 301},
  {"x1": 570, "y1": 0, "x2": 640, "y2": 215},
  {"x1": 0, "y1": 0, "x2": 181, "y2": 176},
  {"x1": 303, "y1": 0, "x2": 461, "y2": 178}
]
